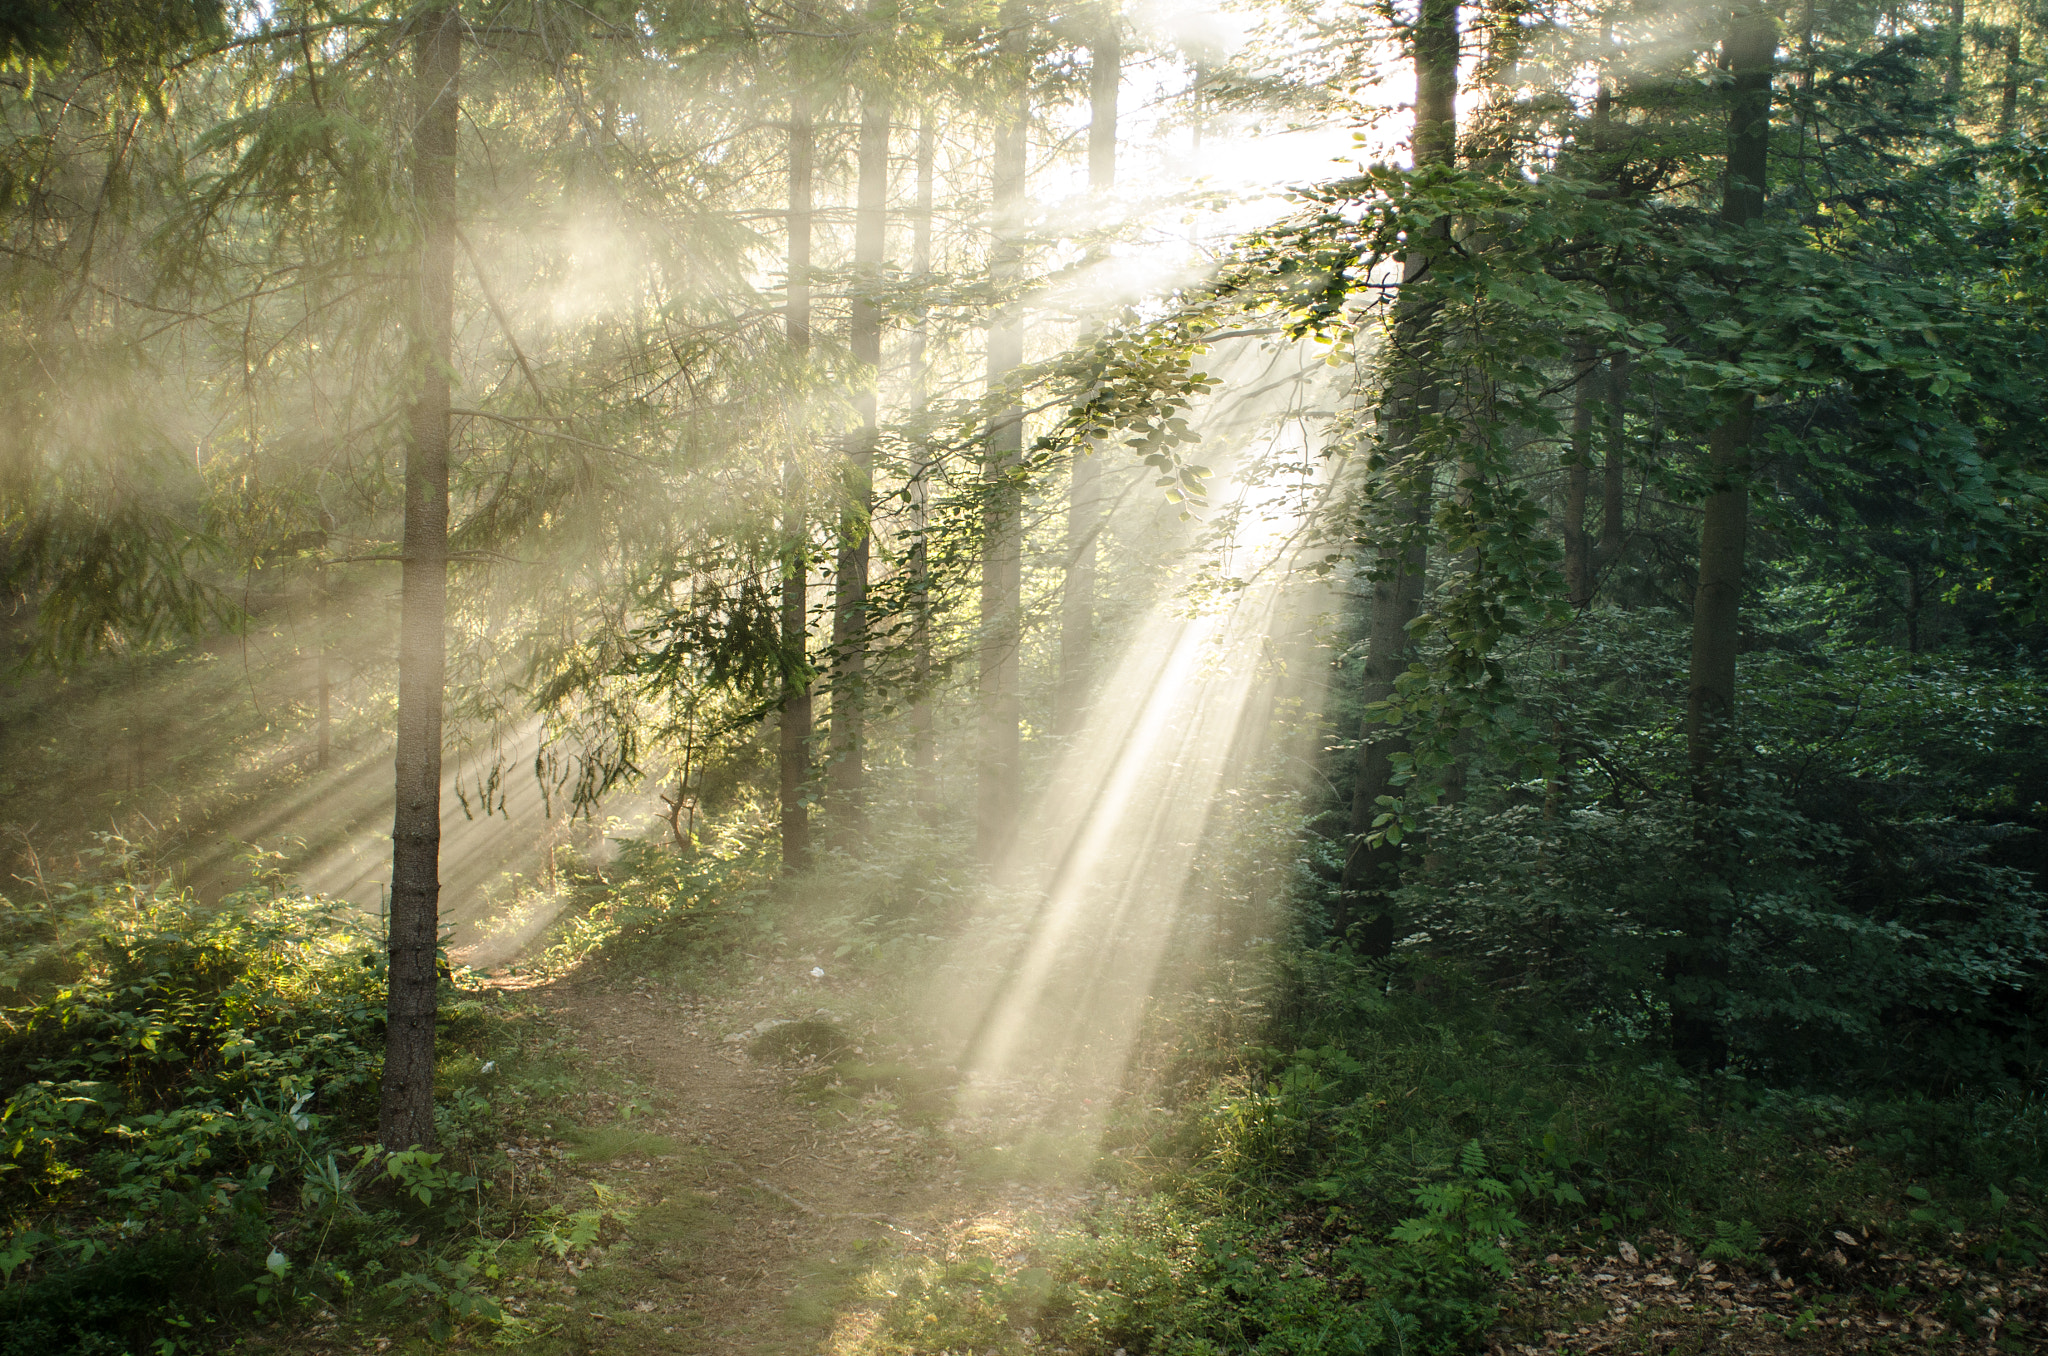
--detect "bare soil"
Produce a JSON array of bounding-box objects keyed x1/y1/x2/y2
[{"x1": 506, "y1": 978, "x2": 1096, "y2": 1356}]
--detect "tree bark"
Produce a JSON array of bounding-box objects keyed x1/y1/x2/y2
[
  {"x1": 977, "y1": 4, "x2": 1030, "y2": 863},
  {"x1": 1337, "y1": 0, "x2": 1457, "y2": 956},
  {"x1": 828, "y1": 91, "x2": 890, "y2": 835},
  {"x1": 1056, "y1": 12, "x2": 1117, "y2": 737},
  {"x1": 908, "y1": 115, "x2": 936, "y2": 804},
  {"x1": 1945, "y1": 0, "x2": 1966, "y2": 107},
  {"x1": 1599, "y1": 352, "x2": 1628, "y2": 565},
  {"x1": 1087, "y1": 13, "x2": 1118, "y2": 190},
  {"x1": 1687, "y1": 5, "x2": 1773, "y2": 780},
  {"x1": 1674, "y1": 2, "x2": 1775, "y2": 1074},
  {"x1": 1564, "y1": 344, "x2": 1596, "y2": 610},
  {"x1": 779, "y1": 91, "x2": 814, "y2": 873},
  {"x1": 379, "y1": 0, "x2": 459, "y2": 1154},
  {"x1": 1904, "y1": 561, "x2": 1922, "y2": 654},
  {"x1": 2000, "y1": 21, "x2": 2024, "y2": 136},
  {"x1": 316, "y1": 556, "x2": 331, "y2": 771}
]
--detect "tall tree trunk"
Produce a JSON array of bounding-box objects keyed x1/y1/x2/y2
[
  {"x1": 1591, "y1": 23, "x2": 1628, "y2": 582},
  {"x1": 828, "y1": 91, "x2": 890, "y2": 835},
  {"x1": 379, "y1": 0, "x2": 459, "y2": 1154},
  {"x1": 977, "y1": 2, "x2": 1030, "y2": 863},
  {"x1": 1945, "y1": 0, "x2": 1966, "y2": 107},
  {"x1": 1087, "y1": 12, "x2": 1118, "y2": 190},
  {"x1": 1599, "y1": 352, "x2": 1628, "y2": 566},
  {"x1": 779, "y1": 91, "x2": 815, "y2": 873},
  {"x1": 908, "y1": 114, "x2": 936, "y2": 804},
  {"x1": 316, "y1": 555, "x2": 332, "y2": 771},
  {"x1": 1337, "y1": 0, "x2": 1457, "y2": 957},
  {"x1": 1904, "y1": 561, "x2": 1923, "y2": 654},
  {"x1": 1056, "y1": 11, "x2": 1117, "y2": 737},
  {"x1": 1790, "y1": 0, "x2": 1815, "y2": 166},
  {"x1": 1564, "y1": 344, "x2": 1595, "y2": 610},
  {"x1": 2000, "y1": 20, "x2": 2024, "y2": 135},
  {"x1": 1675, "y1": 2, "x2": 1776, "y2": 1073}
]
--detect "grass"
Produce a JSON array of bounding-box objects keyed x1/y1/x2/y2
[{"x1": 566, "y1": 1126, "x2": 684, "y2": 1165}]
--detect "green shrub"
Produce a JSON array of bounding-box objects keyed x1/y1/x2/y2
[{"x1": 0, "y1": 846, "x2": 563, "y2": 1352}]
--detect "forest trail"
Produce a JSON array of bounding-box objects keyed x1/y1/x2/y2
[{"x1": 519, "y1": 975, "x2": 1098, "y2": 1356}]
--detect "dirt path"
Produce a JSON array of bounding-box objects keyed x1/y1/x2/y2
[{"x1": 518, "y1": 980, "x2": 1094, "y2": 1356}]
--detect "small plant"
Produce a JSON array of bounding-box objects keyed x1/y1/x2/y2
[
  {"x1": 1330, "y1": 1140, "x2": 1534, "y2": 1353},
  {"x1": 1702, "y1": 1218, "x2": 1766, "y2": 1267},
  {"x1": 533, "y1": 1205, "x2": 602, "y2": 1259},
  {"x1": 1903, "y1": 1184, "x2": 1966, "y2": 1238}
]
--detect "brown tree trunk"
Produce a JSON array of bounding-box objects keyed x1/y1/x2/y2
[
  {"x1": 1337, "y1": 0, "x2": 1457, "y2": 956},
  {"x1": 2000, "y1": 21, "x2": 2023, "y2": 136},
  {"x1": 1599, "y1": 352, "x2": 1628, "y2": 566},
  {"x1": 1548, "y1": 357, "x2": 1598, "y2": 820},
  {"x1": 379, "y1": 0, "x2": 459, "y2": 1154},
  {"x1": 1687, "y1": 6, "x2": 1773, "y2": 779},
  {"x1": 828, "y1": 91, "x2": 890, "y2": 835},
  {"x1": 977, "y1": 3, "x2": 1029, "y2": 863},
  {"x1": 908, "y1": 115, "x2": 936, "y2": 804},
  {"x1": 1564, "y1": 344, "x2": 1596, "y2": 610},
  {"x1": 1945, "y1": 0, "x2": 1966, "y2": 107},
  {"x1": 1056, "y1": 13, "x2": 1117, "y2": 737},
  {"x1": 1675, "y1": 2, "x2": 1775, "y2": 1073},
  {"x1": 316, "y1": 558, "x2": 332, "y2": 771},
  {"x1": 1904, "y1": 562, "x2": 1922, "y2": 654},
  {"x1": 779, "y1": 91, "x2": 815, "y2": 873},
  {"x1": 1791, "y1": 0, "x2": 1815, "y2": 154}
]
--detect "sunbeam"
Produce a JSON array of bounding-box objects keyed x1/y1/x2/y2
[{"x1": 941, "y1": 398, "x2": 1337, "y2": 1145}]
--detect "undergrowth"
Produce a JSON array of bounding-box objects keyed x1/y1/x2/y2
[
  {"x1": 0, "y1": 838, "x2": 614, "y2": 1354},
  {"x1": 838, "y1": 948, "x2": 2048, "y2": 1355}
]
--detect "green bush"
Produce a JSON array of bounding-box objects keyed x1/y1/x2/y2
[{"x1": 0, "y1": 845, "x2": 564, "y2": 1352}]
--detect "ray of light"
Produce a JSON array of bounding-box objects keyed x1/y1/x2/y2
[
  {"x1": 941, "y1": 418, "x2": 1336, "y2": 1138},
  {"x1": 288, "y1": 716, "x2": 659, "y2": 967}
]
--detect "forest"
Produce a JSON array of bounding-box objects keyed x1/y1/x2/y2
[{"x1": 0, "y1": 0, "x2": 2044, "y2": 1351}]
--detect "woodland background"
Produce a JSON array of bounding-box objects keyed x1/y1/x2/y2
[{"x1": 0, "y1": 0, "x2": 2044, "y2": 1351}]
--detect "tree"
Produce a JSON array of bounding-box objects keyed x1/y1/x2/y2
[
  {"x1": 906, "y1": 113, "x2": 938, "y2": 801},
  {"x1": 0, "y1": 0, "x2": 221, "y2": 68},
  {"x1": 1670, "y1": 1, "x2": 1777, "y2": 1074},
  {"x1": 1337, "y1": 0, "x2": 1459, "y2": 956},
  {"x1": 977, "y1": 0, "x2": 1030, "y2": 862},
  {"x1": 1056, "y1": 3, "x2": 1118, "y2": 737},
  {"x1": 780, "y1": 86, "x2": 817, "y2": 874},
  {"x1": 826, "y1": 46, "x2": 892, "y2": 834},
  {"x1": 379, "y1": 0, "x2": 461, "y2": 1153}
]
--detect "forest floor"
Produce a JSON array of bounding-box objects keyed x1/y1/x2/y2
[
  {"x1": 414, "y1": 955, "x2": 2043, "y2": 1356},
  {"x1": 474, "y1": 967, "x2": 1108, "y2": 1356}
]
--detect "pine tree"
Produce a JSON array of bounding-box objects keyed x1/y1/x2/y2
[{"x1": 380, "y1": 0, "x2": 461, "y2": 1151}]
